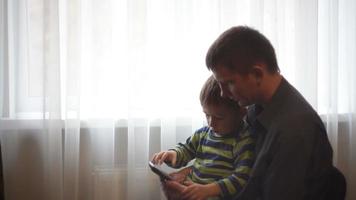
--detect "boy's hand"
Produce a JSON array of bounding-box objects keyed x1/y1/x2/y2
[
  {"x1": 151, "y1": 150, "x2": 177, "y2": 166},
  {"x1": 181, "y1": 181, "x2": 221, "y2": 200},
  {"x1": 170, "y1": 167, "x2": 192, "y2": 184}
]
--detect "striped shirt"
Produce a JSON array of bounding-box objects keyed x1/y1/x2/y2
[{"x1": 170, "y1": 123, "x2": 255, "y2": 199}]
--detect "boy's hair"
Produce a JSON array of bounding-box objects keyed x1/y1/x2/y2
[
  {"x1": 200, "y1": 75, "x2": 237, "y2": 108},
  {"x1": 206, "y1": 26, "x2": 280, "y2": 74}
]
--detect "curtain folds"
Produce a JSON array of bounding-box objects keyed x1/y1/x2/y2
[{"x1": 0, "y1": 0, "x2": 355, "y2": 200}]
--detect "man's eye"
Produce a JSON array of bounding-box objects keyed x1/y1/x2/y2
[{"x1": 227, "y1": 81, "x2": 234, "y2": 86}]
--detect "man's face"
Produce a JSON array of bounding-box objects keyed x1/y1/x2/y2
[{"x1": 212, "y1": 65, "x2": 259, "y2": 107}]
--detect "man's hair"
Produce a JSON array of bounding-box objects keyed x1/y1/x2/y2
[
  {"x1": 200, "y1": 75, "x2": 237, "y2": 108},
  {"x1": 206, "y1": 26, "x2": 279, "y2": 74}
]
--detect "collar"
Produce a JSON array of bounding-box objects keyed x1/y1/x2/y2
[{"x1": 255, "y1": 77, "x2": 290, "y2": 131}]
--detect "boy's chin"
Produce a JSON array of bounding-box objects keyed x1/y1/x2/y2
[
  {"x1": 214, "y1": 131, "x2": 231, "y2": 136},
  {"x1": 238, "y1": 100, "x2": 252, "y2": 107}
]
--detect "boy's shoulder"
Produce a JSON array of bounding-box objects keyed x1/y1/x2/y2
[
  {"x1": 237, "y1": 128, "x2": 254, "y2": 143},
  {"x1": 237, "y1": 119, "x2": 253, "y2": 139},
  {"x1": 195, "y1": 126, "x2": 210, "y2": 135}
]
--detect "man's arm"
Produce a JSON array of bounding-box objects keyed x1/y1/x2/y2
[{"x1": 261, "y1": 127, "x2": 315, "y2": 200}]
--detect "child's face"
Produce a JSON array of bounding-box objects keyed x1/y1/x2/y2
[{"x1": 203, "y1": 103, "x2": 245, "y2": 136}]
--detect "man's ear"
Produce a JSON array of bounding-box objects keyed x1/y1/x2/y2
[{"x1": 251, "y1": 65, "x2": 264, "y2": 85}]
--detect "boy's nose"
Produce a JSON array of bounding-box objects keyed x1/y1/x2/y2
[
  {"x1": 208, "y1": 119, "x2": 217, "y2": 130},
  {"x1": 220, "y1": 85, "x2": 233, "y2": 99}
]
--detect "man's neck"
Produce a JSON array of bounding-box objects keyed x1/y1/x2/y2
[{"x1": 260, "y1": 73, "x2": 283, "y2": 106}]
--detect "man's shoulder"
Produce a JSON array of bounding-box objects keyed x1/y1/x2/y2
[
  {"x1": 275, "y1": 82, "x2": 323, "y2": 130},
  {"x1": 269, "y1": 85, "x2": 325, "y2": 138},
  {"x1": 277, "y1": 77, "x2": 316, "y2": 113},
  {"x1": 267, "y1": 109, "x2": 327, "y2": 149}
]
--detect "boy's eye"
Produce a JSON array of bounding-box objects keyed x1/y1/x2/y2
[
  {"x1": 212, "y1": 115, "x2": 224, "y2": 120},
  {"x1": 205, "y1": 113, "x2": 224, "y2": 120}
]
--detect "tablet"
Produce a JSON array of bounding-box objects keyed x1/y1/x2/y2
[{"x1": 149, "y1": 161, "x2": 173, "y2": 181}]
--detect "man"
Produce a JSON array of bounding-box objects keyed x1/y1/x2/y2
[
  {"x1": 0, "y1": 143, "x2": 4, "y2": 200},
  {"x1": 205, "y1": 26, "x2": 334, "y2": 200}
]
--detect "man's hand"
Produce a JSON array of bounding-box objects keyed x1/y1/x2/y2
[
  {"x1": 162, "y1": 180, "x2": 187, "y2": 200},
  {"x1": 181, "y1": 181, "x2": 221, "y2": 200},
  {"x1": 151, "y1": 150, "x2": 177, "y2": 166}
]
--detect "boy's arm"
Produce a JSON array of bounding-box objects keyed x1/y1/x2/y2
[
  {"x1": 215, "y1": 137, "x2": 255, "y2": 199},
  {"x1": 168, "y1": 130, "x2": 202, "y2": 168},
  {"x1": 180, "y1": 181, "x2": 221, "y2": 200},
  {"x1": 180, "y1": 137, "x2": 255, "y2": 200},
  {"x1": 152, "y1": 128, "x2": 202, "y2": 168}
]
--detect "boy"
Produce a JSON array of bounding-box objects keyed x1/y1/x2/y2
[{"x1": 151, "y1": 75, "x2": 255, "y2": 200}]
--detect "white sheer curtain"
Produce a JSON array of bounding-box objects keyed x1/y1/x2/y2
[{"x1": 0, "y1": 0, "x2": 355, "y2": 200}]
